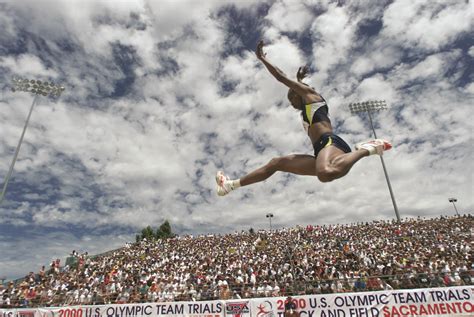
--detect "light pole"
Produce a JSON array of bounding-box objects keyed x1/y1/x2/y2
[
  {"x1": 349, "y1": 100, "x2": 401, "y2": 222},
  {"x1": 0, "y1": 78, "x2": 65, "y2": 204},
  {"x1": 448, "y1": 198, "x2": 459, "y2": 216},
  {"x1": 265, "y1": 213, "x2": 274, "y2": 231}
]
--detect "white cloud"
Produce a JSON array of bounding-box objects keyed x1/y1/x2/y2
[
  {"x1": 0, "y1": 6, "x2": 17, "y2": 43},
  {"x1": 146, "y1": 0, "x2": 223, "y2": 40},
  {"x1": 350, "y1": 45, "x2": 402, "y2": 77},
  {"x1": 469, "y1": 46, "x2": 474, "y2": 57},
  {"x1": 353, "y1": 75, "x2": 397, "y2": 103},
  {"x1": 309, "y1": 3, "x2": 360, "y2": 83},
  {"x1": 265, "y1": 0, "x2": 314, "y2": 33},
  {"x1": 389, "y1": 50, "x2": 463, "y2": 85},
  {"x1": 0, "y1": 54, "x2": 58, "y2": 78},
  {"x1": 382, "y1": 0, "x2": 473, "y2": 51}
]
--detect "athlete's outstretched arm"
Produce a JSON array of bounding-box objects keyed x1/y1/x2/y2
[{"x1": 256, "y1": 40, "x2": 314, "y2": 99}]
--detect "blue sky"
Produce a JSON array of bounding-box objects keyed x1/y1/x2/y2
[{"x1": 0, "y1": 0, "x2": 472, "y2": 280}]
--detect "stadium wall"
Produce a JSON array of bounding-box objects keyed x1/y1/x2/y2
[{"x1": 1, "y1": 286, "x2": 473, "y2": 317}]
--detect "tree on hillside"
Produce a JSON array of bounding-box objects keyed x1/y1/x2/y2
[
  {"x1": 136, "y1": 221, "x2": 175, "y2": 242},
  {"x1": 141, "y1": 226, "x2": 155, "y2": 240},
  {"x1": 156, "y1": 220, "x2": 173, "y2": 239}
]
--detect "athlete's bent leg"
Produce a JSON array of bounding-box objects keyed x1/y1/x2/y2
[
  {"x1": 316, "y1": 138, "x2": 392, "y2": 182},
  {"x1": 315, "y1": 147, "x2": 368, "y2": 183}
]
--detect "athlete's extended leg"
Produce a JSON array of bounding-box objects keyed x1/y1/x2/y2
[
  {"x1": 240, "y1": 154, "x2": 317, "y2": 185},
  {"x1": 216, "y1": 154, "x2": 316, "y2": 196}
]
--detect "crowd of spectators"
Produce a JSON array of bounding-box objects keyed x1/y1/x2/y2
[{"x1": 1, "y1": 215, "x2": 472, "y2": 308}]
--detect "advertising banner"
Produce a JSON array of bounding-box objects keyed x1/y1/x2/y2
[
  {"x1": 251, "y1": 286, "x2": 474, "y2": 317},
  {"x1": 1, "y1": 286, "x2": 472, "y2": 317}
]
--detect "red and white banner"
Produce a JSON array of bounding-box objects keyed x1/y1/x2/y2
[
  {"x1": 251, "y1": 286, "x2": 474, "y2": 317},
  {"x1": 1, "y1": 286, "x2": 473, "y2": 317}
]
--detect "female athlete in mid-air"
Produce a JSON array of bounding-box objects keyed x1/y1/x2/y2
[{"x1": 216, "y1": 40, "x2": 391, "y2": 196}]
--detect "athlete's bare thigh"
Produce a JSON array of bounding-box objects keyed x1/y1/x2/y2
[
  {"x1": 281, "y1": 154, "x2": 317, "y2": 176},
  {"x1": 315, "y1": 145, "x2": 345, "y2": 173}
]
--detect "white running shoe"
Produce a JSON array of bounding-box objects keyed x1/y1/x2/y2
[
  {"x1": 355, "y1": 139, "x2": 392, "y2": 155},
  {"x1": 216, "y1": 171, "x2": 233, "y2": 196}
]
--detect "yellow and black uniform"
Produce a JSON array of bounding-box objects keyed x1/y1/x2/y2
[
  {"x1": 301, "y1": 99, "x2": 352, "y2": 158},
  {"x1": 313, "y1": 133, "x2": 351, "y2": 157},
  {"x1": 301, "y1": 100, "x2": 330, "y2": 132}
]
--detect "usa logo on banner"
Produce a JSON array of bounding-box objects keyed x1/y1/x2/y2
[{"x1": 225, "y1": 301, "x2": 251, "y2": 317}]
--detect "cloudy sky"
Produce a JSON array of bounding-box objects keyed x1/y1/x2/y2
[{"x1": 0, "y1": 0, "x2": 472, "y2": 280}]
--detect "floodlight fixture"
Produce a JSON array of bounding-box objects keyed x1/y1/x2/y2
[
  {"x1": 0, "y1": 77, "x2": 66, "y2": 204},
  {"x1": 349, "y1": 100, "x2": 388, "y2": 114},
  {"x1": 11, "y1": 77, "x2": 65, "y2": 98}
]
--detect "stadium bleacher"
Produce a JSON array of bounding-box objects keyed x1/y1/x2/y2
[{"x1": 1, "y1": 215, "x2": 472, "y2": 308}]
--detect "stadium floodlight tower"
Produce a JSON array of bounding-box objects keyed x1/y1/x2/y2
[
  {"x1": 266, "y1": 213, "x2": 274, "y2": 231},
  {"x1": 348, "y1": 100, "x2": 400, "y2": 223},
  {"x1": 0, "y1": 78, "x2": 65, "y2": 204},
  {"x1": 448, "y1": 198, "x2": 459, "y2": 216}
]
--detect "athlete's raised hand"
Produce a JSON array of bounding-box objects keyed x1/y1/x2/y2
[
  {"x1": 256, "y1": 40, "x2": 267, "y2": 60},
  {"x1": 296, "y1": 65, "x2": 309, "y2": 82}
]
